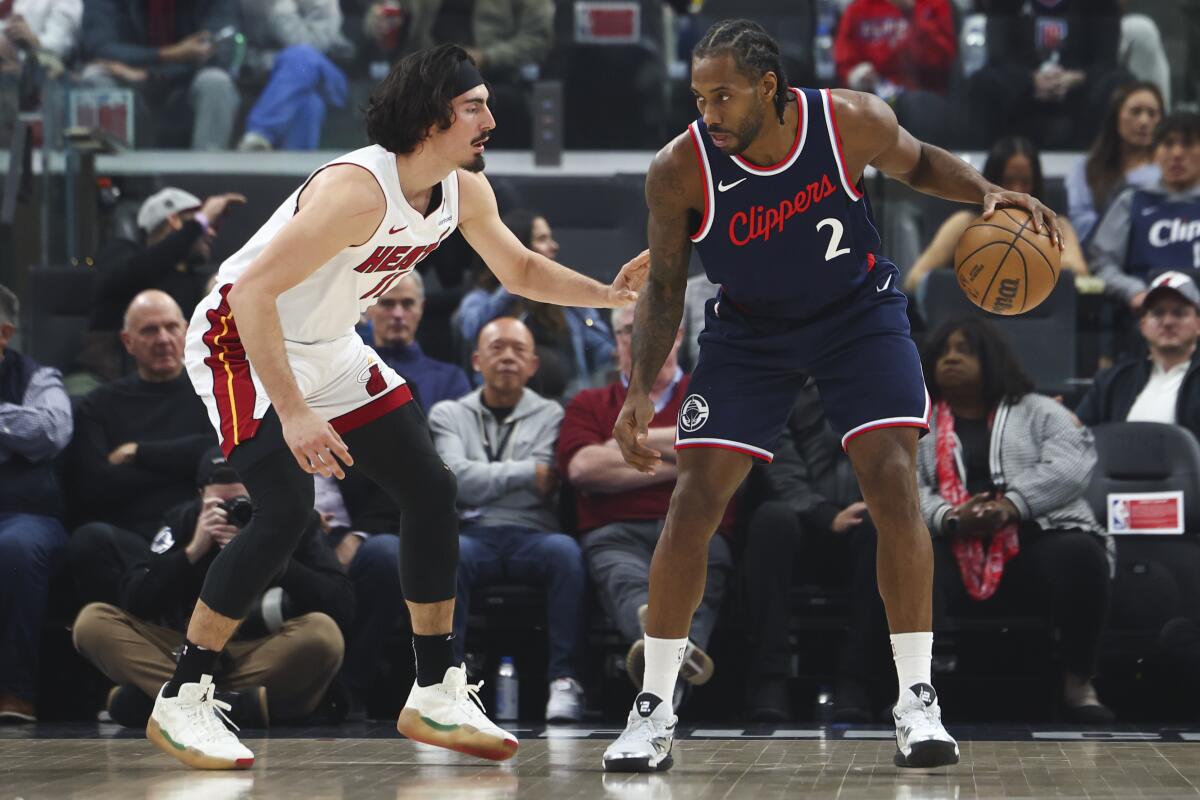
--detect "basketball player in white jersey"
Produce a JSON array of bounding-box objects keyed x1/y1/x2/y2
[{"x1": 144, "y1": 44, "x2": 648, "y2": 770}]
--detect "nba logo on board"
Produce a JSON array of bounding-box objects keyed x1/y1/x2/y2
[{"x1": 679, "y1": 394, "x2": 710, "y2": 433}]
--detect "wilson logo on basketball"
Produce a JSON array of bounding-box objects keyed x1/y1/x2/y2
[
  {"x1": 728, "y1": 174, "x2": 837, "y2": 247},
  {"x1": 991, "y1": 278, "x2": 1021, "y2": 313}
]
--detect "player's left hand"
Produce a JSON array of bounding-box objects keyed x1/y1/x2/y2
[
  {"x1": 982, "y1": 190, "x2": 1064, "y2": 251},
  {"x1": 608, "y1": 249, "x2": 650, "y2": 306}
]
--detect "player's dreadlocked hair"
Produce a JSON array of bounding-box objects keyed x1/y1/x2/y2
[{"x1": 693, "y1": 19, "x2": 790, "y2": 124}]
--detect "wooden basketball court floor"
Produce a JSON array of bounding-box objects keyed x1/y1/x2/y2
[{"x1": 7, "y1": 723, "x2": 1200, "y2": 799}]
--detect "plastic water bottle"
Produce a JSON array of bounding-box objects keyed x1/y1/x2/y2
[
  {"x1": 495, "y1": 657, "x2": 519, "y2": 721},
  {"x1": 813, "y1": 0, "x2": 838, "y2": 86}
]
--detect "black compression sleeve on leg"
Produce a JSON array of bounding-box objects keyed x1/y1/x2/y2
[
  {"x1": 342, "y1": 402, "x2": 460, "y2": 604},
  {"x1": 199, "y1": 412, "x2": 316, "y2": 620}
]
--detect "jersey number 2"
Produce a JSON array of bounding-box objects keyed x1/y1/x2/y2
[{"x1": 816, "y1": 218, "x2": 851, "y2": 261}]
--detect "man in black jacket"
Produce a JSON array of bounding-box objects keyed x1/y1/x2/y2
[
  {"x1": 72, "y1": 450, "x2": 351, "y2": 727},
  {"x1": 1077, "y1": 271, "x2": 1200, "y2": 438},
  {"x1": 79, "y1": 188, "x2": 244, "y2": 386},
  {"x1": 67, "y1": 290, "x2": 217, "y2": 604}
]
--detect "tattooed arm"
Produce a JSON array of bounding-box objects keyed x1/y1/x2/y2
[{"x1": 613, "y1": 135, "x2": 701, "y2": 472}]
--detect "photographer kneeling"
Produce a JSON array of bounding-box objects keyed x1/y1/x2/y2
[{"x1": 72, "y1": 450, "x2": 353, "y2": 728}]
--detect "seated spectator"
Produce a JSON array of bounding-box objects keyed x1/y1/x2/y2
[
  {"x1": 968, "y1": 0, "x2": 1129, "y2": 150},
  {"x1": 904, "y1": 137, "x2": 1088, "y2": 303},
  {"x1": 557, "y1": 304, "x2": 734, "y2": 702},
  {"x1": 0, "y1": 1, "x2": 82, "y2": 76},
  {"x1": 682, "y1": 273, "x2": 719, "y2": 370},
  {"x1": 1088, "y1": 111, "x2": 1200, "y2": 311},
  {"x1": 427, "y1": 317, "x2": 586, "y2": 722},
  {"x1": 78, "y1": 188, "x2": 244, "y2": 388},
  {"x1": 738, "y1": 379, "x2": 867, "y2": 722},
  {"x1": 67, "y1": 291, "x2": 215, "y2": 605},
  {"x1": 833, "y1": 0, "x2": 957, "y2": 145},
  {"x1": 458, "y1": 210, "x2": 614, "y2": 398},
  {"x1": 236, "y1": 0, "x2": 355, "y2": 151},
  {"x1": 0, "y1": 283, "x2": 72, "y2": 723},
  {"x1": 72, "y1": 450, "x2": 351, "y2": 728},
  {"x1": 1077, "y1": 271, "x2": 1200, "y2": 436},
  {"x1": 857, "y1": 316, "x2": 1114, "y2": 722},
  {"x1": 1067, "y1": 81, "x2": 1163, "y2": 241},
  {"x1": 1119, "y1": 12, "x2": 1171, "y2": 108},
  {"x1": 80, "y1": 0, "x2": 240, "y2": 150},
  {"x1": 362, "y1": 0, "x2": 552, "y2": 148}
]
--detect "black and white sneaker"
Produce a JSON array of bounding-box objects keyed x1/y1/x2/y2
[
  {"x1": 892, "y1": 683, "x2": 959, "y2": 768},
  {"x1": 603, "y1": 692, "x2": 677, "y2": 773}
]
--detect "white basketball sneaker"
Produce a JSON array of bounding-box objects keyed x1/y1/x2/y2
[
  {"x1": 146, "y1": 675, "x2": 254, "y2": 770},
  {"x1": 396, "y1": 664, "x2": 519, "y2": 761},
  {"x1": 892, "y1": 683, "x2": 960, "y2": 768},
  {"x1": 603, "y1": 692, "x2": 677, "y2": 773}
]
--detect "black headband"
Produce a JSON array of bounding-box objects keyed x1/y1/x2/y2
[{"x1": 452, "y1": 59, "x2": 485, "y2": 97}]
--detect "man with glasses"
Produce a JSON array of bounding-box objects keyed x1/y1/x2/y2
[{"x1": 1077, "y1": 271, "x2": 1200, "y2": 436}]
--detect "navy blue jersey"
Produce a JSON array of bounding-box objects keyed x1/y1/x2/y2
[
  {"x1": 688, "y1": 87, "x2": 884, "y2": 319},
  {"x1": 1127, "y1": 188, "x2": 1200, "y2": 279}
]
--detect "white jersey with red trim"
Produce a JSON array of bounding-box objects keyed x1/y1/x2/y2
[{"x1": 194, "y1": 144, "x2": 458, "y2": 345}]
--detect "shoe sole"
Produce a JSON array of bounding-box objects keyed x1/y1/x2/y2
[
  {"x1": 0, "y1": 711, "x2": 36, "y2": 723},
  {"x1": 396, "y1": 707, "x2": 519, "y2": 761},
  {"x1": 146, "y1": 718, "x2": 254, "y2": 770},
  {"x1": 893, "y1": 740, "x2": 960, "y2": 769},
  {"x1": 603, "y1": 752, "x2": 674, "y2": 773}
]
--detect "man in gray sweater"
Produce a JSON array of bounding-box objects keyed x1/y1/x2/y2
[{"x1": 428, "y1": 317, "x2": 586, "y2": 722}]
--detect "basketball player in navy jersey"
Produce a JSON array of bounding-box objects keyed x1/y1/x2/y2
[{"x1": 605, "y1": 20, "x2": 1064, "y2": 772}]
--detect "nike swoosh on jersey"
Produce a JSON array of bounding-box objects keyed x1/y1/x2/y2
[
  {"x1": 389, "y1": 225, "x2": 408, "y2": 234},
  {"x1": 717, "y1": 178, "x2": 747, "y2": 192},
  {"x1": 876, "y1": 274, "x2": 893, "y2": 292}
]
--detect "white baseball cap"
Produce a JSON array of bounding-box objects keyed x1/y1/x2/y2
[
  {"x1": 137, "y1": 187, "x2": 202, "y2": 233},
  {"x1": 1145, "y1": 271, "x2": 1200, "y2": 311}
]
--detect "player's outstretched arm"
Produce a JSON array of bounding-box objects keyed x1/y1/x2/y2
[
  {"x1": 831, "y1": 89, "x2": 1063, "y2": 250},
  {"x1": 226, "y1": 165, "x2": 385, "y2": 478},
  {"x1": 456, "y1": 170, "x2": 647, "y2": 308},
  {"x1": 613, "y1": 138, "x2": 696, "y2": 472}
]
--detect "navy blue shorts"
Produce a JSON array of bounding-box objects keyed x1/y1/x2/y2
[{"x1": 676, "y1": 262, "x2": 930, "y2": 462}]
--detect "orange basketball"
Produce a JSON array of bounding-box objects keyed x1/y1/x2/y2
[{"x1": 953, "y1": 207, "x2": 1061, "y2": 315}]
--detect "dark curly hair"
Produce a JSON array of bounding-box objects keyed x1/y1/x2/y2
[
  {"x1": 692, "y1": 19, "x2": 791, "y2": 124},
  {"x1": 364, "y1": 44, "x2": 480, "y2": 155},
  {"x1": 922, "y1": 317, "x2": 1035, "y2": 408}
]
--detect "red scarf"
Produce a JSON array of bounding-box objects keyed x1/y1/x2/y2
[{"x1": 934, "y1": 401, "x2": 1019, "y2": 601}]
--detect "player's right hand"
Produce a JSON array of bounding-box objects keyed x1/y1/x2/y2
[
  {"x1": 282, "y1": 409, "x2": 355, "y2": 479},
  {"x1": 613, "y1": 392, "x2": 660, "y2": 473}
]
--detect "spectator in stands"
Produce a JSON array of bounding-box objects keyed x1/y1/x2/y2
[
  {"x1": 1118, "y1": 8, "x2": 1171, "y2": 108},
  {"x1": 682, "y1": 273, "x2": 718, "y2": 370},
  {"x1": 904, "y1": 137, "x2": 1089, "y2": 303},
  {"x1": 1077, "y1": 271, "x2": 1200, "y2": 439},
  {"x1": 427, "y1": 317, "x2": 586, "y2": 722},
  {"x1": 1088, "y1": 111, "x2": 1200, "y2": 310},
  {"x1": 72, "y1": 449, "x2": 350, "y2": 728},
  {"x1": 833, "y1": 0, "x2": 957, "y2": 145},
  {"x1": 738, "y1": 379, "x2": 867, "y2": 721},
  {"x1": 459, "y1": 210, "x2": 615, "y2": 398},
  {"x1": 79, "y1": 188, "x2": 244, "y2": 388},
  {"x1": 80, "y1": 0, "x2": 240, "y2": 150},
  {"x1": 67, "y1": 291, "x2": 215, "y2": 605},
  {"x1": 1067, "y1": 81, "x2": 1163, "y2": 241},
  {"x1": 968, "y1": 0, "x2": 1129, "y2": 150},
  {"x1": 558, "y1": 304, "x2": 733, "y2": 701},
  {"x1": 0, "y1": 283, "x2": 72, "y2": 723},
  {"x1": 236, "y1": 0, "x2": 355, "y2": 151},
  {"x1": 0, "y1": 1, "x2": 82, "y2": 75},
  {"x1": 911, "y1": 316, "x2": 1114, "y2": 722},
  {"x1": 362, "y1": 0, "x2": 553, "y2": 148}
]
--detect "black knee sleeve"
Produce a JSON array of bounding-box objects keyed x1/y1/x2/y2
[
  {"x1": 343, "y1": 402, "x2": 461, "y2": 604},
  {"x1": 200, "y1": 435, "x2": 315, "y2": 620}
]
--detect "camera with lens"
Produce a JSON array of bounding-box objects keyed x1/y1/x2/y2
[{"x1": 219, "y1": 496, "x2": 254, "y2": 529}]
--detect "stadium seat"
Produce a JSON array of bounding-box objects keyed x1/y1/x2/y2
[
  {"x1": 1085, "y1": 421, "x2": 1200, "y2": 534},
  {"x1": 921, "y1": 267, "x2": 1078, "y2": 395},
  {"x1": 23, "y1": 266, "x2": 96, "y2": 372}
]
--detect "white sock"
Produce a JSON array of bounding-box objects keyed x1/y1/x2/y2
[
  {"x1": 642, "y1": 635, "x2": 688, "y2": 710},
  {"x1": 890, "y1": 632, "x2": 933, "y2": 700}
]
